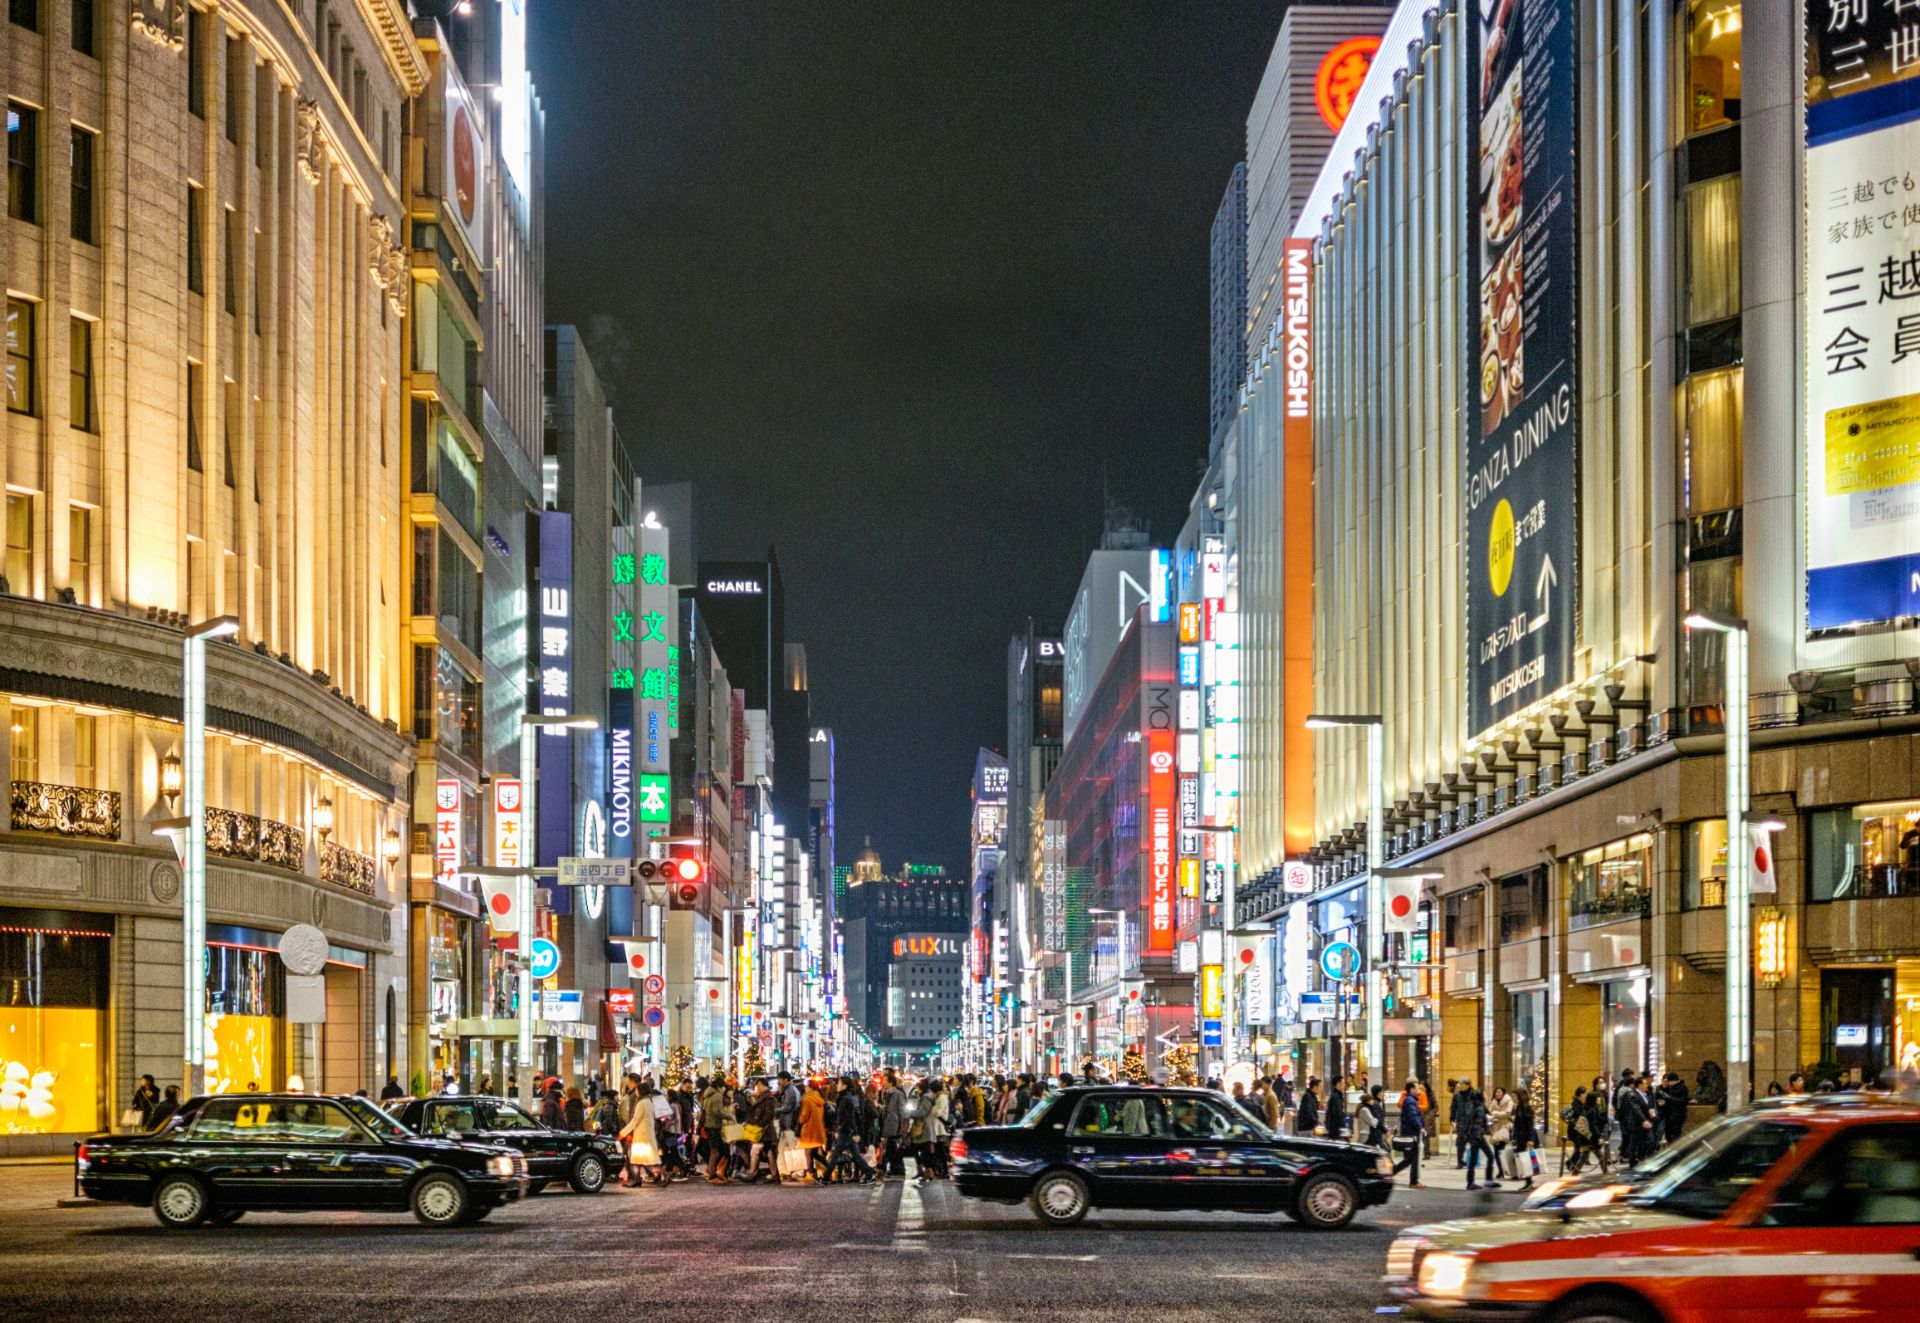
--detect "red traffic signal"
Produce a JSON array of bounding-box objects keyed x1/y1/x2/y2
[
  {"x1": 667, "y1": 852, "x2": 704, "y2": 906},
  {"x1": 670, "y1": 857, "x2": 702, "y2": 883}
]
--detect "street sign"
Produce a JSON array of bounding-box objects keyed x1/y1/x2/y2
[
  {"x1": 557, "y1": 857, "x2": 630, "y2": 888},
  {"x1": 538, "y1": 989, "x2": 583, "y2": 1021},
  {"x1": 1320, "y1": 940, "x2": 1362, "y2": 982},
  {"x1": 1202, "y1": 1018, "x2": 1222, "y2": 1046},
  {"x1": 642, "y1": 974, "x2": 664, "y2": 996},
  {"x1": 607, "y1": 988, "x2": 635, "y2": 1015},
  {"x1": 529, "y1": 938, "x2": 562, "y2": 981},
  {"x1": 642, "y1": 1006, "x2": 665, "y2": 1028}
]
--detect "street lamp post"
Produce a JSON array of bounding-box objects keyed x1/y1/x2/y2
[
  {"x1": 178, "y1": 616, "x2": 238, "y2": 1097},
  {"x1": 516, "y1": 712, "x2": 598, "y2": 1109},
  {"x1": 1306, "y1": 714, "x2": 1385, "y2": 1078},
  {"x1": 1683, "y1": 609, "x2": 1752, "y2": 1108}
]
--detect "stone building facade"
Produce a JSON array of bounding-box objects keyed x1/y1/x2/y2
[{"x1": 0, "y1": 0, "x2": 423, "y2": 1151}]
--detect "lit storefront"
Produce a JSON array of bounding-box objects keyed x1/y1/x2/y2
[{"x1": 0, "y1": 909, "x2": 111, "y2": 1135}]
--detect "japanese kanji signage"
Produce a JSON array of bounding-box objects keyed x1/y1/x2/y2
[
  {"x1": 435, "y1": 778, "x2": 462, "y2": 886},
  {"x1": 637, "y1": 773, "x2": 670, "y2": 827},
  {"x1": 1464, "y1": 0, "x2": 1580, "y2": 736},
  {"x1": 1041, "y1": 818, "x2": 1067, "y2": 954},
  {"x1": 1804, "y1": 0, "x2": 1920, "y2": 630},
  {"x1": 534, "y1": 511, "x2": 573, "y2": 869},
  {"x1": 492, "y1": 777, "x2": 522, "y2": 869},
  {"x1": 638, "y1": 521, "x2": 677, "y2": 767}
]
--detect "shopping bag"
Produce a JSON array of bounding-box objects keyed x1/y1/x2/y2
[
  {"x1": 741, "y1": 1123, "x2": 764, "y2": 1143},
  {"x1": 723, "y1": 1122, "x2": 747, "y2": 1144},
  {"x1": 1528, "y1": 1147, "x2": 1542, "y2": 1176},
  {"x1": 119, "y1": 1108, "x2": 144, "y2": 1129},
  {"x1": 777, "y1": 1133, "x2": 807, "y2": 1179},
  {"x1": 628, "y1": 1138, "x2": 658, "y2": 1164}
]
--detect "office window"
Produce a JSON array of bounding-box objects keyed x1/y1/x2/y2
[
  {"x1": 8, "y1": 698, "x2": 36, "y2": 783},
  {"x1": 187, "y1": 7, "x2": 208, "y2": 118},
  {"x1": 1685, "y1": 174, "x2": 1741, "y2": 326},
  {"x1": 68, "y1": 125, "x2": 94, "y2": 243},
  {"x1": 1683, "y1": 0, "x2": 1741, "y2": 136},
  {"x1": 70, "y1": 0, "x2": 93, "y2": 55},
  {"x1": 73, "y1": 714, "x2": 95, "y2": 788},
  {"x1": 1684, "y1": 558, "x2": 1743, "y2": 708},
  {"x1": 222, "y1": 380, "x2": 238, "y2": 487},
  {"x1": 225, "y1": 35, "x2": 242, "y2": 142},
  {"x1": 1682, "y1": 367, "x2": 1743, "y2": 515},
  {"x1": 9, "y1": 0, "x2": 37, "y2": 32},
  {"x1": 4, "y1": 491, "x2": 31, "y2": 596},
  {"x1": 186, "y1": 362, "x2": 204, "y2": 471},
  {"x1": 223, "y1": 207, "x2": 237, "y2": 314},
  {"x1": 186, "y1": 185, "x2": 203, "y2": 293},
  {"x1": 66, "y1": 504, "x2": 91, "y2": 605},
  {"x1": 8, "y1": 102, "x2": 37, "y2": 223},
  {"x1": 6, "y1": 299, "x2": 35, "y2": 416},
  {"x1": 68, "y1": 317, "x2": 92, "y2": 431}
]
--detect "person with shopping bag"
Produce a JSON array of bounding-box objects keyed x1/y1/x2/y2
[
  {"x1": 1510, "y1": 1089, "x2": 1539, "y2": 1192},
  {"x1": 741, "y1": 1078, "x2": 780, "y2": 1183},
  {"x1": 619, "y1": 1082, "x2": 664, "y2": 1188},
  {"x1": 919, "y1": 1078, "x2": 951, "y2": 1181}
]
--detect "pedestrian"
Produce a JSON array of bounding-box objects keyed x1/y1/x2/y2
[
  {"x1": 699, "y1": 1074, "x2": 733, "y2": 1182},
  {"x1": 744, "y1": 1078, "x2": 781, "y2": 1183},
  {"x1": 799, "y1": 1076, "x2": 830, "y2": 1181},
  {"x1": 1590, "y1": 1074, "x2": 1614, "y2": 1171},
  {"x1": 620, "y1": 1082, "x2": 664, "y2": 1187},
  {"x1": 563, "y1": 1085, "x2": 586, "y2": 1131},
  {"x1": 1258, "y1": 1077, "x2": 1281, "y2": 1130},
  {"x1": 1619, "y1": 1076, "x2": 1657, "y2": 1164},
  {"x1": 1487, "y1": 1085, "x2": 1516, "y2": 1177},
  {"x1": 478, "y1": 1073, "x2": 494, "y2": 1095},
  {"x1": 920, "y1": 1077, "x2": 951, "y2": 1180},
  {"x1": 774, "y1": 1069, "x2": 802, "y2": 1141},
  {"x1": 148, "y1": 1085, "x2": 182, "y2": 1130},
  {"x1": 1657, "y1": 1070, "x2": 1690, "y2": 1146},
  {"x1": 539, "y1": 1080, "x2": 564, "y2": 1128},
  {"x1": 1787, "y1": 1071, "x2": 1807, "y2": 1094},
  {"x1": 879, "y1": 1069, "x2": 910, "y2": 1179},
  {"x1": 1295, "y1": 1077, "x2": 1321, "y2": 1135},
  {"x1": 1324, "y1": 1074, "x2": 1348, "y2": 1140},
  {"x1": 1413, "y1": 1077, "x2": 1435, "y2": 1158},
  {"x1": 379, "y1": 1074, "x2": 404, "y2": 1101},
  {"x1": 1456, "y1": 1081, "x2": 1499, "y2": 1190},
  {"x1": 1563, "y1": 1086, "x2": 1597, "y2": 1173},
  {"x1": 1511, "y1": 1089, "x2": 1538, "y2": 1191},
  {"x1": 1394, "y1": 1079, "x2": 1425, "y2": 1187},
  {"x1": 129, "y1": 1074, "x2": 160, "y2": 1129},
  {"x1": 1357, "y1": 1084, "x2": 1388, "y2": 1148},
  {"x1": 830, "y1": 1073, "x2": 877, "y2": 1182}
]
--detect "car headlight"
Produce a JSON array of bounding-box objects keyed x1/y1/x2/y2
[
  {"x1": 1416, "y1": 1251, "x2": 1477, "y2": 1301},
  {"x1": 490, "y1": 1155, "x2": 515, "y2": 1177},
  {"x1": 1384, "y1": 1234, "x2": 1427, "y2": 1281},
  {"x1": 1376, "y1": 1152, "x2": 1395, "y2": 1178}
]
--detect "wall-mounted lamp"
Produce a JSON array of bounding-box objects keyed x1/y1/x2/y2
[
  {"x1": 159, "y1": 752, "x2": 183, "y2": 806},
  {"x1": 313, "y1": 795, "x2": 334, "y2": 843},
  {"x1": 1756, "y1": 907, "x2": 1788, "y2": 987},
  {"x1": 381, "y1": 828, "x2": 403, "y2": 866}
]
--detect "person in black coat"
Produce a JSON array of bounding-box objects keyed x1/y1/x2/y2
[
  {"x1": 1656, "y1": 1071, "x2": 1690, "y2": 1145},
  {"x1": 1323, "y1": 1075, "x2": 1349, "y2": 1140},
  {"x1": 1510, "y1": 1092, "x2": 1538, "y2": 1190},
  {"x1": 1295, "y1": 1077, "x2": 1321, "y2": 1135},
  {"x1": 1457, "y1": 1082, "x2": 1499, "y2": 1189}
]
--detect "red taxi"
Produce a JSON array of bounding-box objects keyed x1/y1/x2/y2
[{"x1": 1382, "y1": 1097, "x2": 1920, "y2": 1322}]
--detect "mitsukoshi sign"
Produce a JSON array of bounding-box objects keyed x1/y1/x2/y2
[{"x1": 1463, "y1": 0, "x2": 1580, "y2": 736}]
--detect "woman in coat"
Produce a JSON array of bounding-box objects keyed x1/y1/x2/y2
[
  {"x1": 619, "y1": 1083, "x2": 664, "y2": 1187},
  {"x1": 1509, "y1": 1091, "x2": 1538, "y2": 1190},
  {"x1": 920, "y1": 1079, "x2": 951, "y2": 1181},
  {"x1": 563, "y1": 1085, "x2": 587, "y2": 1132},
  {"x1": 699, "y1": 1076, "x2": 733, "y2": 1183},
  {"x1": 1457, "y1": 1083, "x2": 1497, "y2": 1190},
  {"x1": 799, "y1": 1079, "x2": 829, "y2": 1182},
  {"x1": 1487, "y1": 1085, "x2": 1516, "y2": 1178}
]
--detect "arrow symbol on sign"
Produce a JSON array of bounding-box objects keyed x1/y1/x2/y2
[{"x1": 1528, "y1": 554, "x2": 1558, "y2": 634}]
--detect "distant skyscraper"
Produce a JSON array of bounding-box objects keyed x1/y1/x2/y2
[{"x1": 1209, "y1": 163, "x2": 1247, "y2": 447}]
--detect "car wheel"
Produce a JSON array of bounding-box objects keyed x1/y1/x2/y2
[
  {"x1": 410, "y1": 1173, "x2": 470, "y2": 1227},
  {"x1": 1293, "y1": 1170, "x2": 1359, "y2": 1230},
  {"x1": 1543, "y1": 1292, "x2": 1660, "y2": 1323},
  {"x1": 569, "y1": 1152, "x2": 607, "y2": 1194},
  {"x1": 209, "y1": 1209, "x2": 246, "y2": 1226},
  {"x1": 151, "y1": 1175, "x2": 210, "y2": 1230},
  {"x1": 1027, "y1": 1170, "x2": 1091, "y2": 1227}
]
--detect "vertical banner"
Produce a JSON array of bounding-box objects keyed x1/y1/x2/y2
[
  {"x1": 1464, "y1": 0, "x2": 1579, "y2": 736},
  {"x1": 1803, "y1": 2, "x2": 1920, "y2": 629},
  {"x1": 491, "y1": 777, "x2": 522, "y2": 868},
  {"x1": 1041, "y1": 819, "x2": 1067, "y2": 952},
  {"x1": 1280, "y1": 237, "x2": 1317, "y2": 855},
  {"x1": 638, "y1": 522, "x2": 677, "y2": 760},
  {"x1": 1146, "y1": 731, "x2": 1177, "y2": 952},
  {"x1": 534, "y1": 511, "x2": 574, "y2": 870},
  {"x1": 435, "y1": 778, "x2": 462, "y2": 885}
]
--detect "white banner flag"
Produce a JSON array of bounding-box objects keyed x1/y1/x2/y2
[
  {"x1": 1382, "y1": 872, "x2": 1424, "y2": 932},
  {"x1": 478, "y1": 877, "x2": 519, "y2": 934},
  {"x1": 1749, "y1": 824, "x2": 1778, "y2": 895}
]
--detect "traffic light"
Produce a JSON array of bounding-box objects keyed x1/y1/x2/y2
[{"x1": 666, "y1": 851, "x2": 704, "y2": 906}]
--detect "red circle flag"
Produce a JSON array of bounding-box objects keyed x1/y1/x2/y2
[
  {"x1": 1755, "y1": 846, "x2": 1771, "y2": 873},
  {"x1": 1389, "y1": 895, "x2": 1413, "y2": 918},
  {"x1": 628, "y1": 952, "x2": 645, "y2": 971},
  {"x1": 489, "y1": 893, "x2": 510, "y2": 916},
  {"x1": 1239, "y1": 948, "x2": 1255, "y2": 965}
]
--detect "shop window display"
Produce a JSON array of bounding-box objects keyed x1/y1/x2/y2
[
  {"x1": 205, "y1": 942, "x2": 284, "y2": 1094},
  {"x1": 1568, "y1": 834, "x2": 1654, "y2": 928},
  {"x1": 1810, "y1": 803, "x2": 1920, "y2": 901},
  {"x1": 0, "y1": 910, "x2": 110, "y2": 1134}
]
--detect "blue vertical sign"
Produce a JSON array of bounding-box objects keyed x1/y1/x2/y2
[
  {"x1": 605, "y1": 685, "x2": 636, "y2": 948},
  {"x1": 535, "y1": 512, "x2": 574, "y2": 877}
]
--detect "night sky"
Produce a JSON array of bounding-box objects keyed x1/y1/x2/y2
[{"x1": 532, "y1": 1, "x2": 1291, "y2": 874}]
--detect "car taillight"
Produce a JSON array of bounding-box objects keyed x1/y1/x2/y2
[
  {"x1": 949, "y1": 1136, "x2": 968, "y2": 1160},
  {"x1": 75, "y1": 1142, "x2": 88, "y2": 1170}
]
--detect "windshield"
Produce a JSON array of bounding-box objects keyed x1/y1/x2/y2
[
  {"x1": 340, "y1": 1096, "x2": 414, "y2": 1140},
  {"x1": 1017, "y1": 1095, "x2": 1062, "y2": 1128},
  {"x1": 1634, "y1": 1117, "x2": 1808, "y2": 1220}
]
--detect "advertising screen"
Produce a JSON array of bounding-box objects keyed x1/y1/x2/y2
[
  {"x1": 1464, "y1": 0, "x2": 1580, "y2": 736},
  {"x1": 1803, "y1": 1, "x2": 1920, "y2": 630}
]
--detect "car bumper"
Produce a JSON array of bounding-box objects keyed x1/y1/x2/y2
[
  {"x1": 952, "y1": 1170, "x2": 1031, "y2": 1203},
  {"x1": 1382, "y1": 1287, "x2": 1536, "y2": 1323},
  {"x1": 1359, "y1": 1175, "x2": 1395, "y2": 1207},
  {"x1": 468, "y1": 1175, "x2": 529, "y2": 1204}
]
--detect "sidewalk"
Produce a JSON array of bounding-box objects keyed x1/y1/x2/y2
[{"x1": 1391, "y1": 1137, "x2": 1565, "y2": 1195}]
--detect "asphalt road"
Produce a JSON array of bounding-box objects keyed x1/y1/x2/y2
[{"x1": 0, "y1": 1165, "x2": 1502, "y2": 1321}]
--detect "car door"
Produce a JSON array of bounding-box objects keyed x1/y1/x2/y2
[
  {"x1": 1063, "y1": 1093, "x2": 1179, "y2": 1207},
  {"x1": 478, "y1": 1099, "x2": 567, "y2": 1177},
  {"x1": 183, "y1": 1097, "x2": 289, "y2": 1203},
  {"x1": 270, "y1": 1099, "x2": 385, "y2": 1207},
  {"x1": 1722, "y1": 1122, "x2": 1920, "y2": 1319},
  {"x1": 1165, "y1": 1097, "x2": 1276, "y2": 1209}
]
